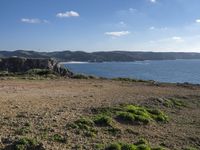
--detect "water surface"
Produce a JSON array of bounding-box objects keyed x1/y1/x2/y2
[{"x1": 63, "y1": 59, "x2": 200, "y2": 84}]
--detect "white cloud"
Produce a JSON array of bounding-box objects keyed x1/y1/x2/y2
[
  {"x1": 21, "y1": 18, "x2": 49, "y2": 24},
  {"x1": 21, "y1": 18, "x2": 41, "y2": 24},
  {"x1": 172, "y1": 36, "x2": 184, "y2": 42},
  {"x1": 56, "y1": 11, "x2": 80, "y2": 18},
  {"x1": 149, "y1": 0, "x2": 157, "y2": 3},
  {"x1": 196, "y1": 19, "x2": 200, "y2": 23},
  {"x1": 105, "y1": 31, "x2": 130, "y2": 37}
]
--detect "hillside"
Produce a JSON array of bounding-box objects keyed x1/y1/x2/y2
[{"x1": 1, "y1": 50, "x2": 200, "y2": 62}]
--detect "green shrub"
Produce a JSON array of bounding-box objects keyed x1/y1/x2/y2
[
  {"x1": 134, "y1": 138, "x2": 149, "y2": 145},
  {"x1": 14, "y1": 137, "x2": 42, "y2": 150},
  {"x1": 51, "y1": 134, "x2": 66, "y2": 143},
  {"x1": 121, "y1": 143, "x2": 137, "y2": 150},
  {"x1": 104, "y1": 139, "x2": 162, "y2": 150},
  {"x1": 74, "y1": 117, "x2": 94, "y2": 130},
  {"x1": 116, "y1": 112, "x2": 135, "y2": 124},
  {"x1": 15, "y1": 127, "x2": 30, "y2": 135},
  {"x1": 136, "y1": 144, "x2": 151, "y2": 150},
  {"x1": 72, "y1": 74, "x2": 89, "y2": 79},
  {"x1": 107, "y1": 127, "x2": 121, "y2": 136},
  {"x1": 94, "y1": 115, "x2": 113, "y2": 126},
  {"x1": 105, "y1": 143, "x2": 121, "y2": 150},
  {"x1": 27, "y1": 69, "x2": 54, "y2": 76},
  {"x1": 163, "y1": 98, "x2": 186, "y2": 108}
]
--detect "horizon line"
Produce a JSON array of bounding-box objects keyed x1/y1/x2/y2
[{"x1": 1, "y1": 49, "x2": 200, "y2": 54}]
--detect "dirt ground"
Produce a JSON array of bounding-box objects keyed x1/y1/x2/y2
[{"x1": 0, "y1": 79, "x2": 200, "y2": 150}]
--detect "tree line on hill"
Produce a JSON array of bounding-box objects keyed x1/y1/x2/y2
[{"x1": 1, "y1": 50, "x2": 200, "y2": 62}]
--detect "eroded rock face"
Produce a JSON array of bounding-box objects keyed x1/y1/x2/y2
[
  {"x1": 0, "y1": 57, "x2": 55, "y2": 72},
  {"x1": 0, "y1": 57, "x2": 73, "y2": 77}
]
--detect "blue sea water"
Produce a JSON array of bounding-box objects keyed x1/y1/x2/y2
[{"x1": 63, "y1": 59, "x2": 200, "y2": 84}]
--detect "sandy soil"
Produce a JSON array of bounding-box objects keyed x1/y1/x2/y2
[{"x1": 0, "y1": 79, "x2": 200, "y2": 150}]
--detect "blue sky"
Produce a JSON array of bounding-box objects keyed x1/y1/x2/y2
[{"x1": 1, "y1": 0, "x2": 200, "y2": 52}]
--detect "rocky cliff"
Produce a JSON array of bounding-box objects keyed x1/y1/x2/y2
[
  {"x1": 0, "y1": 57, "x2": 55, "y2": 72},
  {"x1": 0, "y1": 57, "x2": 73, "y2": 77}
]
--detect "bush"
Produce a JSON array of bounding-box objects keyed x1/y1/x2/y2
[
  {"x1": 93, "y1": 115, "x2": 113, "y2": 126},
  {"x1": 13, "y1": 137, "x2": 44, "y2": 150},
  {"x1": 105, "y1": 143, "x2": 121, "y2": 150},
  {"x1": 72, "y1": 74, "x2": 89, "y2": 79},
  {"x1": 51, "y1": 134, "x2": 66, "y2": 143},
  {"x1": 27, "y1": 69, "x2": 54, "y2": 76},
  {"x1": 116, "y1": 112, "x2": 136, "y2": 124}
]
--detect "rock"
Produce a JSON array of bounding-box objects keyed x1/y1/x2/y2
[
  {"x1": 0, "y1": 57, "x2": 55, "y2": 72},
  {"x1": 0, "y1": 57, "x2": 74, "y2": 77}
]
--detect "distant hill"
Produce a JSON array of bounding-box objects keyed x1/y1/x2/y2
[{"x1": 1, "y1": 50, "x2": 200, "y2": 62}]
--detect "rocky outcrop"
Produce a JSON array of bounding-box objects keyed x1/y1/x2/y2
[
  {"x1": 53, "y1": 63, "x2": 74, "y2": 77},
  {"x1": 0, "y1": 57, "x2": 55, "y2": 72},
  {"x1": 0, "y1": 57, "x2": 73, "y2": 77}
]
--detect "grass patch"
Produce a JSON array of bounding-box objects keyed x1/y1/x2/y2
[
  {"x1": 106, "y1": 127, "x2": 121, "y2": 136},
  {"x1": 51, "y1": 134, "x2": 66, "y2": 143},
  {"x1": 116, "y1": 105, "x2": 168, "y2": 125},
  {"x1": 67, "y1": 117, "x2": 97, "y2": 137},
  {"x1": 104, "y1": 139, "x2": 165, "y2": 150},
  {"x1": 15, "y1": 127, "x2": 31, "y2": 135},
  {"x1": 74, "y1": 117, "x2": 94, "y2": 129},
  {"x1": 93, "y1": 115, "x2": 113, "y2": 126},
  {"x1": 68, "y1": 104, "x2": 168, "y2": 140},
  {"x1": 72, "y1": 74, "x2": 96, "y2": 79},
  {"x1": 112, "y1": 77, "x2": 151, "y2": 83},
  {"x1": 27, "y1": 69, "x2": 55, "y2": 76},
  {"x1": 91, "y1": 104, "x2": 168, "y2": 125},
  {"x1": 105, "y1": 143, "x2": 121, "y2": 150},
  {"x1": 116, "y1": 112, "x2": 136, "y2": 124},
  {"x1": 10, "y1": 137, "x2": 44, "y2": 150},
  {"x1": 91, "y1": 107, "x2": 121, "y2": 116},
  {"x1": 162, "y1": 98, "x2": 186, "y2": 108}
]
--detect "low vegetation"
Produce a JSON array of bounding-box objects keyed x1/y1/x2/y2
[
  {"x1": 92, "y1": 104, "x2": 168, "y2": 125},
  {"x1": 113, "y1": 77, "x2": 152, "y2": 83},
  {"x1": 0, "y1": 69, "x2": 59, "y2": 80},
  {"x1": 102, "y1": 139, "x2": 165, "y2": 150},
  {"x1": 4, "y1": 137, "x2": 44, "y2": 150},
  {"x1": 50, "y1": 134, "x2": 66, "y2": 143},
  {"x1": 67, "y1": 117, "x2": 97, "y2": 137},
  {"x1": 157, "y1": 98, "x2": 187, "y2": 108},
  {"x1": 72, "y1": 73, "x2": 97, "y2": 79},
  {"x1": 93, "y1": 115, "x2": 113, "y2": 126},
  {"x1": 66, "y1": 104, "x2": 168, "y2": 145},
  {"x1": 27, "y1": 69, "x2": 55, "y2": 76},
  {"x1": 164, "y1": 98, "x2": 186, "y2": 108}
]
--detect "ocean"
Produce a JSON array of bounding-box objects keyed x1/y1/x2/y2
[{"x1": 63, "y1": 59, "x2": 200, "y2": 84}]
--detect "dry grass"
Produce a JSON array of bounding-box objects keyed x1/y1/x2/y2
[{"x1": 0, "y1": 79, "x2": 200, "y2": 149}]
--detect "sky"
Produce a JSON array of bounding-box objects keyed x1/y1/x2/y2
[{"x1": 1, "y1": 0, "x2": 200, "y2": 52}]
